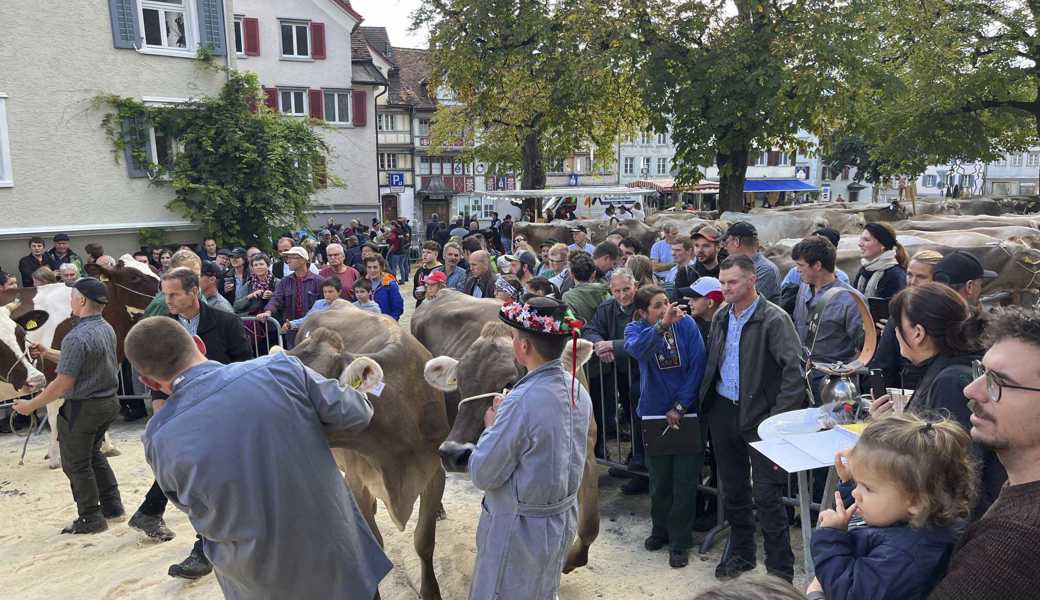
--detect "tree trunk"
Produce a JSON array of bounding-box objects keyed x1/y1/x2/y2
[
  {"x1": 521, "y1": 130, "x2": 545, "y2": 218},
  {"x1": 716, "y1": 147, "x2": 750, "y2": 213}
]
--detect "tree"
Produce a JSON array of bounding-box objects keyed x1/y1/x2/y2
[
  {"x1": 413, "y1": 0, "x2": 647, "y2": 197},
  {"x1": 833, "y1": 0, "x2": 1037, "y2": 181},
  {"x1": 629, "y1": 0, "x2": 853, "y2": 212},
  {"x1": 96, "y1": 69, "x2": 332, "y2": 249}
]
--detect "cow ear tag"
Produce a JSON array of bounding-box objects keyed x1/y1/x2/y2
[{"x1": 16, "y1": 310, "x2": 48, "y2": 331}]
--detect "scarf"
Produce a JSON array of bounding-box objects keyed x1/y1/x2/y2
[
  {"x1": 858, "y1": 250, "x2": 899, "y2": 298},
  {"x1": 249, "y1": 272, "x2": 274, "y2": 293}
]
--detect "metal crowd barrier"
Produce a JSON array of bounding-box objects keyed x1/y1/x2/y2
[
  {"x1": 585, "y1": 355, "x2": 823, "y2": 556},
  {"x1": 240, "y1": 315, "x2": 286, "y2": 356}
]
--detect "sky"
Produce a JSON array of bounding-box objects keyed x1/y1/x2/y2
[{"x1": 350, "y1": 0, "x2": 429, "y2": 49}]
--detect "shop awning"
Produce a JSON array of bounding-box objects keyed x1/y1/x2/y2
[
  {"x1": 626, "y1": 179, "x2": 720, "y2": 194},
  {"x1": 744, "y1": 179, "x2": 817, "y2": 193}
]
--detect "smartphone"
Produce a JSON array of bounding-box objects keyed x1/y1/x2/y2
[{"x1": 864, "y1": 368, "x2": 886, "y2": 399}]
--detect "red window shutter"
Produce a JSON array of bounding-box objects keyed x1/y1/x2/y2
[
  {"x1": 309, "y1": 89, "x2": 324, "y2": 120},
  {"x1": 243, "y1": 17, "x2": 260, "y2": 56},
  {"x1": 352, "y1": 90, "x2": 367, "y2": 126},
  {"x1": 263, "y1": 87, "x2": 278, "y2": 111},
  {"x1": 310, "y1": 22, "x2": 326, "y2": 59}
]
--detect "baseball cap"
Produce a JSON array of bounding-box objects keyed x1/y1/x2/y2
[
  {"x1": 230, "y1": 247, "x2": 246, "y2": 258},
  {"x1": 725, "y1": 221, "x2": 758, "y2": 240},
  {"x1": 71, "y1": 277, "x2": 109, "y2": 304},
  {"x1": 570, "y1": 224, "x2": 588, "y2": 234},
  {"x1": 200, "y1": 260, "x2": 223, "y2": 277},
  {"x1": 282, "y1": 246, "x2": 310, "y2": 261},
  {"x1": 692, "y1": 226, "x2": 721, "y2": 242},
  {"x1": 933, "y1": 251, "x2": 997, "y2": 285},
  {"x1": 422, "y1": 270, "x2": 447, "y2": 285},
  {"x1": 812, "y1": 227, "x2": 841, "y2": 248},
  {"x1": 677, "y1": 277, "x2": 723, "y2": 303},
  {"x1": 217, "y1": 248, "x2": 232, "y2": 257},
  {"x1": 506, "y1": 250, "x2": 538, "y2": 272},
  {"x1": 53, "y1": 233, "x2": 70, "y2": 242}
]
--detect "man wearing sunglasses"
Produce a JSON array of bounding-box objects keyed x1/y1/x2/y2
[{"x1": 931, "y1": 307, "x2": 1040, "y2": 600}]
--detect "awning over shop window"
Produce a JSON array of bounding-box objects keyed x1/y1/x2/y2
[{"x1": 744, "y1": 179, "x2": 817, "y2": 193}]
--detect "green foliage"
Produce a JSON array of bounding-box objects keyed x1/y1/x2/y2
[
  {"x1": 94, "y1": 70, "x2": 332, "y2": 249},
  {"x1": 414, "y1": 0, "x2": 648, "y2": 189},
  {"x1": 137, "y1": 227, "x2": 165, "y2": 249},
  {"x1": 630, "y1": 0, "x2": 852, "y2": 211}
]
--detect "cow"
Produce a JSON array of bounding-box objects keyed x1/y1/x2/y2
[
  {"x1": 0, "y1": 257, "x2": 158, "y2": 468},
  {"x1": 512, "y1": 219, "x2": 660, "y2": 255},
  {"x1": 413, "y1": 290, "x2": 601, "y2": 574},
  {"x1": 0, "y1": 300, "x2": 49, "y2": 393},
  {"x1": 281, "y1": 303, "x2": 448, "y2": 600},
  {"x1": 893, "y1": 214, "x2": 1040, "y2": 232}
]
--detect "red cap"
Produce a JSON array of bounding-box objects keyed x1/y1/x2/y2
[{"x1": 422, "y1": 271, "x2": 447, "y2": 285}]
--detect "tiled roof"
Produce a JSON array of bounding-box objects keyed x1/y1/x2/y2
[
  {"x1": 392, "y1": 47, "x2": 434, "y2": 109},
  {"x1": 350, "y1": 29, "x2": 371, "y2": 61},
  {"x1": 360, "y1": 26, "x2": 394, "y2": 64}
]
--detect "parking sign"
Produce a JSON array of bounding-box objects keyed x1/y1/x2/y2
[{"x1": 389, "y1": 172, "x2": 405, "y2": 187}]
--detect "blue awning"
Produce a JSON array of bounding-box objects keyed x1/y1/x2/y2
[{"x1": 744, "y1": 179, "x2": 818, "y2": 193}]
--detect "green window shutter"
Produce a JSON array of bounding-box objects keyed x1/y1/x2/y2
[
  {"x1": 196, "y1": 0, "x2": 227, "y2": 56},
  {"x1": 122, "y1": 116, "x2": 152, "y2": 178},
  {"x1": 108, "y1": 0, "x2": 140, "y2": 49}
]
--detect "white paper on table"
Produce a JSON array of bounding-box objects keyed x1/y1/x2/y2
[
  {"x1": 750, "y1": 439, "x2": 826, "y2": 473},
  {"x1": 786, "y1": 428, "x2": 860, "y2": 467}
]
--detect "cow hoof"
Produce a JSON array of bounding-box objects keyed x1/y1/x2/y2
[
  {"x1": 436, "y1": 505, "x2": 447, "y2": 521},
  {"x1": 102, "y1": 447, "x2": 121, "y2": 458}
]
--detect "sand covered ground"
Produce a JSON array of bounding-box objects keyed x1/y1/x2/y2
[{"x1": 0, "y1": 418, "x2": 806, "y2": 599}]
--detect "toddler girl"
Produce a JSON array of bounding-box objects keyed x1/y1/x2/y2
[{"x1": 807, "y1": 413, "x2": 976, "y2": 600}]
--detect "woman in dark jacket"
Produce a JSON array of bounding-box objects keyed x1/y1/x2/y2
[
  {"x1": 233, "y1": 253, "x2": 280, "y2": 355},
  {"x1": 872, "y1": 283, "x2": 1005, "y2": 517},
  {"x1": 854, "y1": 222, "x2": 908, "y2": 304}
]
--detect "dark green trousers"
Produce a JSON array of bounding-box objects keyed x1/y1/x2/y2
[
  {"x1": 58, "y1": 397, "x2": 121, "y2": 517},
  {"x1": 646, "y1": 452, "x2": 704, "y2": 551}
]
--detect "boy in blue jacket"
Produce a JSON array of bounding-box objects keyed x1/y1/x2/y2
[
  {"x1": 808, "y1": 414, "x2": 976, "y2": 600},
  {"x1": 624, "y1": 285, "x2": 707, "y2": 569}
]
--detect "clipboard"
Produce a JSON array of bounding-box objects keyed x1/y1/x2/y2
[{"x1": 641, "y1": 414, "x2": 702, "y2": 456}]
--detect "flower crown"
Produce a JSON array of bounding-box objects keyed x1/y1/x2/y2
[{"x1": 500, "y1": 301, "x2": 584, "y2": 336}]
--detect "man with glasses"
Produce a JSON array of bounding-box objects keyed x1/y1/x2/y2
[
  {"x1": 318, "y1": 243, "x2": 360, "y2": 301},
  {"x1": 931, "y1": 307, "x2": 1040, "y2": 600}
]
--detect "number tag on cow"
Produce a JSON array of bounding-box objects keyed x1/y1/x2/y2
[{"x1": 369, "y1": 381, "x2": 385, "y2": 397}]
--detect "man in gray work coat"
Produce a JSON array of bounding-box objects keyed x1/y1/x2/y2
[
  {"x1": 124, "y1": 316, "x2": 392, "y2": 600},
  {"x1": 468, "y1": 297, "x2": 592, "y2": 600}
]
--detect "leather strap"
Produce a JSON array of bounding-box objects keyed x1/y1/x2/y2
[{"x1": 805, "y1": 286, "x2": 878, "y2": 374}]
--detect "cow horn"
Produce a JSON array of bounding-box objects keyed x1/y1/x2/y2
[
  {"x1": 562, "y1": 338, "x2": 594, "y2": 371},
  {"x1": 268, "y1": 345, "x2": 285, "y2": 355},
  {"x1": 2, "y1": 297, "x2": 21, "y2": 313},
  {"x1": 424, "y1": 356, "x2": 459, "y2": 391},
  {"x1": 340, "y1": 356, "x2": 384, "y2": 395}
]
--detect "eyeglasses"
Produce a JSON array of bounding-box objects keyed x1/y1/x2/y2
[{"x1": 972, "y1": 360, "x2": 1040, "y2": 402}]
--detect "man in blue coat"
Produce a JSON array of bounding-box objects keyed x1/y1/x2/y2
[{"x1": 125, "y1": 317, "x2": 392, "y2": 599}]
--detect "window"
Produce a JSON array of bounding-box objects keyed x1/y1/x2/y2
[
  {"x1": 455, "y1": 195, "x2": 497, "y2": 219},
  {"x1": 821, "y1": 165, "x2": 832, "y2": 181},
  {"x1": 641, "y1": 157, "x2": 651, "y2": 175},
  {"x1": 923, "y1": 174, "x2": 937, "y2": 188},
  {"x1": 549, "y1": 158, "x2": 565, "y2": 172},
  {"x1": 1029, "y1": 153, "x2": 1040, "y2": 167},
  {"x1": 418, "y1": 156, "x2": 431, "y2": 175},
  {"x1": 1021, "y1": 183, "x2": 1036, "y2": 195},
  {"x1": 990, "y1": 157, "x2": 1007, "y2": 167},
  {"x1": 1011, "y1": 153, "x2": 1024, "y2": 167},
  {"x1": 150, "y1": 127, "x2": 179, "y2": 172},
  {"x1": 657, "y1": 157, "x2": 668, "y2": 175},
  {"x1": 657, "y1": 133, "x2": 666, "y2": 145},
  {"x1": 323, "y1": 90, "x2": 351, "y2": 124},
  {"x1": 417, "y1": 118, "x2": 431, "y2": 136},
  {"x1": 141, "y1": 0, "x2": 192, "y2": 51},
  {"x1": 377, "y1": 114, "x2": 394, "y2": 131},
  {"x1": 280, "y1": 21, "x2": 309, "y2": 58},
  {"x1": 233, "y1": 16, "x2": 244, "y2": 55},
  {"x1": 0, "y1": 94, "x2": 11, "y2": 186},
  {"x1": 279, "y1": 89, "x2": 307, "y2": 116},
  {"x1": 379, "y1": 153, "x2": 398, "y2": 170},
  {"x1": 623, "y1": 156, "x2": 634, "y2": 175},
  {"x1": 640, "y1": 130, "x2": 651, "y2": 145}
]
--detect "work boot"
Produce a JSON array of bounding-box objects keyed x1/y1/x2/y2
[
  {"x1": 620, "y1": 476, "x2": 649, "y2": 495},
  {"x1": 669, "y1": 549, "x2": 689, "y2": 569},
  {"x1": 129, "y1": 510, "x2": 176, "y2": 542},
  {"x1": 714, "y1": 555, "x2": 756, "y2": 580},
  {"x1": 61, "y1": 514, "x2": 108, "y2": 534},
  {"x1": 168, "y1": 546, "x2": 212, "y2": 580},
  {"x1": 643, "y1": 535, "x2": 669, "y2": 551},
  {"x1": 102, "y1": 499, "x2": 126, "y2": 520}
]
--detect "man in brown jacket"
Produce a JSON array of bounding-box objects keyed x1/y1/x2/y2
[{"x1": 930, "y1": 307, "x2": 1040, "y2": 599}]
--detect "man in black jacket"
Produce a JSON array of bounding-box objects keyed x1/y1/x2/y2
[
  {"x1": 18, "y1": 236, "x2": 48, "y2": 287},
  {"x1": 699, "y1": 255, "x2": 806, "y2": 583},
  {"x1": 128, "y1": 267, "x2": 251, "y2": 579}
]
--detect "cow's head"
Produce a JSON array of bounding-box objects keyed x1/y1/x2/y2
[
  {"x1": 84, "y1": 257, "x2": 159, "y2": 312},
  {"x1": 429, "y1": 323, "x2": 593, "y2": 472},
  {"x1": 0, "y1": 300, "x2": 49, "y2": 391},
  {"x1": 280, "y1": 327, "x2": 385, "y2": 395}
]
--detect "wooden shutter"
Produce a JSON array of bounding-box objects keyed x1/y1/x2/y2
[
  {"x1": 121, "y1": 117, "x2": 152, "y2": 178},
  {"x1": 108, "y1": 0, "x2": 140, "y2": 49},
  {"x1": 767, "y1": 151, "x2": 780, "y2": 166},
  {"x1": 309, "y1": 89, "x2": 324, "y2": 120},
  {"x1": 310, "y1": 22, "x2": 326, "y2": 59},
  {"x1": 243, "y1": 17, "x2": 260, "y2": 56},
  {"x1": 196, "y1": 0, "x2": 227, "y2": 56},
  {"x1": 352, "y1": 90, "x2": 367, "y2": 126},
  {"x1": 263, "y1": 87, "x2": 279, "y2": 111}
]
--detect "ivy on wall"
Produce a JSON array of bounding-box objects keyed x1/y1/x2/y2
[{"x1": 93, "y1": 58, "x2": 337, "y2": 249}]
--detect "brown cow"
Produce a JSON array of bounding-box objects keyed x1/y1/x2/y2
[
  {"x1": 413, "y1": 291, "x2": 601, "y2": 573},
  {"x1": 513, "y1": 219, "x2": 660, "y2": 255},
  {"x1": 285, "y1": 304, "x2": 448, "y2": 600}
]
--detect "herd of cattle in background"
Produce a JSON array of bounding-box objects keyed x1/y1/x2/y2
[{"x1": 1, "y1": 196, "x2": 1038, "y2": 599}]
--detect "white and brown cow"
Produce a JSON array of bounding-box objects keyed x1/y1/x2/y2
[{"x1": 0, "y1": 258, "x2": 158, "y2": 468}]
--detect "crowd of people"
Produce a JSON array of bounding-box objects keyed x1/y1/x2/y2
[{"x1": 4, "y1": 207, "x2": 1040, "y2": 599}]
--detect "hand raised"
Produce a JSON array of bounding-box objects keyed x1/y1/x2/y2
[{"x1": 817, "y1": 491, "x2": 857, "y2": 530}]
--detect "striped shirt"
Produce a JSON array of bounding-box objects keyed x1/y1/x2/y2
[{"x1": 57, "y1": 314, "x2": 118, "y2": 400}]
